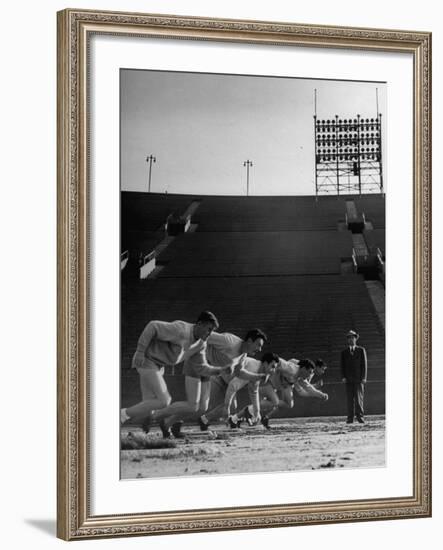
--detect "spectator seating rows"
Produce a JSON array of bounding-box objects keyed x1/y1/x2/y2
[
  {"x1": 158, "y1": 231, "x2": 353, "y2": 277},
  {"x1": 364, "y1": 229, "x2": 386, "y2": 255},
  {"x1": 354, "y1": 194, "x2": 385, "y2": 228},
  {"x1": 122, "y1": 192, "x2": 197, "y2": 232},
  {"x1": 193, "y1": 195, "x2": 348, "y2": 231}
]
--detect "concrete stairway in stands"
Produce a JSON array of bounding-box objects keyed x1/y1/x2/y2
[
  {"x1": 365, "y1": 281, "x2": 385, "y2": 331},
  {"x1": 154, "y1": 235, "x2": 175, "y2": 257},
  {"x1": 352, "y1": 233, "x2": 369, "y2": 256}
]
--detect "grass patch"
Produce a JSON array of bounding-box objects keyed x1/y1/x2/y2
[
  {"x1": 145, "y1": 446, "x2": 225, "y2": 461},
  {"x1": 121, "y1": 433, "x2": 224, "y2": 463},
  {"x1": 121, "y1": 432, "x2": 177, "y2": 450}
]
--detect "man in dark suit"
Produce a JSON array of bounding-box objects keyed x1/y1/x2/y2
[{"x1": 340, "y1": 330, "x2": 367, "y2": 424}]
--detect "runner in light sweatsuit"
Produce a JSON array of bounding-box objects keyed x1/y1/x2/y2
[
  {"x1": 222, "y1": 352, "x2": 280, "y2": 427},
  {"x1": 120, "y1": 311, "x2": 219, "y2": 425},
  {"x1": 197, "y1": 329, "x2": 269, "y2": 429},
  {"x1": 241, "y1": 357, "x2": 328, "y2": 429},
  {"x1": 145, "y1": 342, "x2": 234, "y2": 437},
  {"x1": 146, "y1": 329, "x2": 269, "y2": 437}
]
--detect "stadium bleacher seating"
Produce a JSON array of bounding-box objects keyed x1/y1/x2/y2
[
  {"x1": 194, "y1": 195, "x2": 348, "y2": 231},
  {"x1": 122, "y1": 192, "x2": 197, "y2": 232},
  {"x1": 157, "y1": 231, "x2": 352, "y2": 277},
  {"x1": 121, "y1": 230, "x2": 163, "y2": 255},
  {"x1": 354, "y1": 194, "x2": 385, "y2": 228},
  {"x1": 364, "y1": 229, "x2": 386, "y2": 255},
  {"x1": 121, "y1": 192, "x2": 385, "y2": 417}
]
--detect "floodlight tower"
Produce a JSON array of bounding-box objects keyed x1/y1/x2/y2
[{"x1": 314, "y1": 114, "x2": 383, "y2": 197}]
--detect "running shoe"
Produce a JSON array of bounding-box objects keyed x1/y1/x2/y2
[
  {"x1": 171, "y1": 421, "x2": 185, "y2": 439},
  {"x1": 198, "y1": 416, "x2": 210, "y2": 432},
  {"x1": 261, "y1": 416, "x2": 271, "y2": 430},
  {"x1": 227, "y1": 416, "x2": 241, "y2": 429},
  {"x1": 120, "y1": 409, "x2": 129, "y2": 425},
  {"x1": 141, "y1": 415, "x2": 151, "y2": 434},
  {"x1": 241, "y1": 406, "x2": 254, "y2": 427},
  {"x1": 159, "y1": 419, "x2": 172, "y2": 439}
]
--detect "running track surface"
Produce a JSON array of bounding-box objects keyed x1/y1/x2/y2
[{"x1": 120, "y1": 415, "x2": 385, "y2": 479}]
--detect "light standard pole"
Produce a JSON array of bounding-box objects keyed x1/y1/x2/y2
[
  {"x1": 243, "y1": 160, "x2": 253, "y2": 196},
  {"x1": 146, "y1": 154, "x2": 156, "y2": 192}
]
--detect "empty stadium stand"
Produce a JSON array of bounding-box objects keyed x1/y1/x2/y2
[
  {"x1": 122, "y1": 192, "x2": 198, "y2": 232},
  {"x1": 354, "y1": 194, "x2": 386, "y2": 228},
  {"x1": 193, "y1": 194, "x2": 348, "y2": 232},
  {"x1": 121, "y1": 230, "x2": 163, "y2": 256},
  {"x1": 157, "y1": 231, "x2": 353, "y2": 277},
  {"x1": 364, "y1": 228, "x2": 386, "y2": 255},
  {"x1": 121, "y1": 192, "x2": 385, "y2": 417}
]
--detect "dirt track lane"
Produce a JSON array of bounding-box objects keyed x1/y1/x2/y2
[{"x1": 120, "y1": 415, "x2": 385, "y2": 480}]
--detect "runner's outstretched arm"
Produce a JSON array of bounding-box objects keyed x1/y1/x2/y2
[{"x1": 294, "y1": 379, "x2": 328, "y2": 400}]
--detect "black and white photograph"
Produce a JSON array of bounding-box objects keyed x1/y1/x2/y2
[
  {"x1": 119, "y1": 69, "x2": 386, "y2": 480},
  {"x1": 2, "y1": 0, "x2": 438, "y2": 543}
]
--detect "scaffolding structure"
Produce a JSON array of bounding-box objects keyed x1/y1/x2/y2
[{"x1": 314, "y1": 114, "x2": 384, "y2": 196}]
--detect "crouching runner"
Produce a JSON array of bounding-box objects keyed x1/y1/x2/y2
[
  {"x1": 143, "y1": 341, "x2": 232, "y2": 438},
  {"x1": 197, "y1": 329, "x2": 268, "y2": 431},
  {"x1": 120, "y1": 311, "x2": 220, "y2": 427},
  {"x1": 241, "y1": 357, "x2": 329, "y2": 429},
  {"x1": 222, "y1": 352, "x2": 280, "y2": 428}
]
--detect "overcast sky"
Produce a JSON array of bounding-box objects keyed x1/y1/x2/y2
[{"x1": 121, "y1": 70, "x2": 386, "y2": 196}]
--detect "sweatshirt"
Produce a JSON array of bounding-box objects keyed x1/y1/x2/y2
[
  {"x1": 224, "y1": 358, "x2": 266, "y2": 416},
  {"x1": 271, "y1": 358, "x2": 327, "y2": 399},
  {"x1": 131, "y1": 320, "x2": 195, "y2": 369}
]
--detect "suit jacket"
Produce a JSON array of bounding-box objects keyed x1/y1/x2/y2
[{"x1": 340, "y1": 346, "x2": 367, "y2": 382}]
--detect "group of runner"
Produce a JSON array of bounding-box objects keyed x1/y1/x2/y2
[{"x1": 120, "y1": 311, "x2": 329, "y2": 439}]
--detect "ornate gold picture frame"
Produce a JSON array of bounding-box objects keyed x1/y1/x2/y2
[{"x1": 57, "y1": 8, "x2": 431, "y2": 540}]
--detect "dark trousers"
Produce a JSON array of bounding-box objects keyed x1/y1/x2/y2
[{"x1": 345, "y1": 382, "x2": 365, "y2": 421}]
